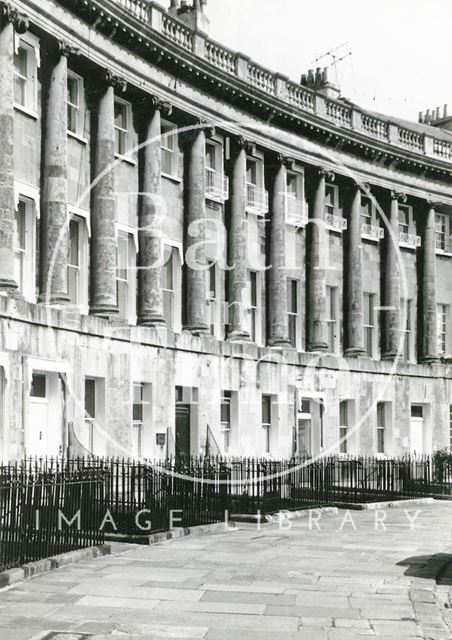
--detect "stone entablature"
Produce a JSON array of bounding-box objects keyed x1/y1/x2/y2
[{"x1": 54, "y1": 0, "x2": 452, "y2": 172}]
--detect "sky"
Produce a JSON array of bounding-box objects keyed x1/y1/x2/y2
[{"x1": 164, "y1": 0, "x2": 452, "y2": 124}]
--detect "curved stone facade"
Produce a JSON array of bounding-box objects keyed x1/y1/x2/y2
[{"x1": 1, "y1": 0, "x2": 452, "y2": 461}]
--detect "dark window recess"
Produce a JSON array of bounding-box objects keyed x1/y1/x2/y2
[
  {"x1": 30, "y1": 373, "x2": 46, "y2": 398},
  {"x1": 411, "y1": 405, "x2": 423, "y2": 418}
]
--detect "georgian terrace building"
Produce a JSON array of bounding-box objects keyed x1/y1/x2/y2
[{"x1": 1, "y1": 0, "x2": 452, "y2": 461}]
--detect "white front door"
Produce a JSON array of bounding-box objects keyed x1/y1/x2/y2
[
  {"x1": 410, "y1": 418, "x2": 424, "y2": 455},
  {"x1": 28, "y1": 372, "x2": 62, "y2": 456},
  {"x1": 28, "y1": 397, "x2": 49, "y2": 456}
]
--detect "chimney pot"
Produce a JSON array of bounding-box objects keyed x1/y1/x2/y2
[
  {"x1": 436, "y1": 106, "x2": 441, "y2": 119},
  {"x1": 444, "y1": 104, "x2": 449, "y2": 118},
  {"x1": 418, "y1": 111, "x2": 423, "y2": 123}
]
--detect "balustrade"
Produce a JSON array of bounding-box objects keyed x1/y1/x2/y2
[{"x1": 205, "y1": 41, "x2": 236, "y2": 74}]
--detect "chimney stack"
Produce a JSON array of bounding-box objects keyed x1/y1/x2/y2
[
  {"x1": 419, "y1": 104, "x2": 452, "y2": 131},
  {"x1": 300, "y1": 66, "x2": 340, "y2": 99},
  {"x1": 168, "y1": 0, "x2": 210, "y2": 34}
]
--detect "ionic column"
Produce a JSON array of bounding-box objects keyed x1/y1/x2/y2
[
  {"x1": 137, "y1": 98, "x2": 172, "y2": 326},
  {"x1": 39, "y1": 41, "x2": 77, "y2": 305},
  {"x1": 382, "y1": 191, "x2": 404, "y2": 359},
  {"x1": 268, "y1": 154, "x2": 291, "y2": 346},
  {"x1": 421, "y1": 204, "x2": 439, "y2": 363},
  {"x1": 344, "y1": 184, "x2": 366, "y2": 357},
  {"x1": 0, "y1": 6, "x2": 28, "y2": 290},
  {"x1": 227, "y1": 136, "x2": 250, "y2": 341},
  {"x1": 307, "y1": 168, "x2": 332, "y2": 352},
  {"x1": 183, "y1": 125, "x2": 209, "y2": 333},
  {"x1": 90, "y1": 72, "x2": 126, "y2": 317}
]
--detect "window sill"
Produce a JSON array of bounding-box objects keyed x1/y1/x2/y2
[
  {"x1": 162, "y1": 172, "x2": 182, "y2": 184},
  {"x1": 68, "y1": 130, "x2": 88, "y2": 145},
  {"x1": 114, "y1": 153, "x2": 137, "y2": 167},
  {"x1": 436, "y1": 249, "x2": 452, "y2": 257},
  {"x1": 14, "y1": 103, "x2": 39, "y2": 120}
]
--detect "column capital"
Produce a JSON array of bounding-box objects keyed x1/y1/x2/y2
[
  {"x1": 149, "y1": 95, "x2": 173, "y2": 116},
  {"x1": 390, "y1": 190, "x2": 407, "y2": 203},
  {"x1": 0, "y1": 2, "x2": 29, "y2": 33},
  {"x1": 275, "y1": 153, "x2": 294, "y2": 169},
  {"x1": 197, "y1": 117, "x2": 215, "y2": 139},
  {"x1": 426, "y1": 198, "x2": 442, "y2": 210},
  {"x1": 104, "y1": 70, "x2": 127, "y2": 93},
  {"x1": 318, "y1": 167, "x2": 335, "y2": 182},
  {"x1": 58, "y1": 39, "x2": 80, "y2": 58},
  {"x1": 231, "y1": 135, "x2": 255, "y2": 156}
]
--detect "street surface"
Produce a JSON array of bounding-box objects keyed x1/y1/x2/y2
[{"x1": 1, "y1": 503, "x2": 452, "y2": 639}]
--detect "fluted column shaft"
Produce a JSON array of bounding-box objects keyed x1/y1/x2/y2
[
  {"x1": 0, "y1": 18, "x2": 17, "y2": 290},
  {"x1": 344, "y1": 185, "x2": 366, "y2": 356},
  {"x1": 39, "y1": 45, "x2": 69, "y2": 304},
  {"x1": 422, "y1": 206, "x2": 439, "y2": 362},
  {"x1": 184, "y1": 128, "x2": 208, "y2": 332},
  {"x1": 268, "y1": 159, "x2": 290, "y2": 346},
  {"x1": 227, "y1": 139, "x2": 249, "y2": 340},
  {"x1": 90, "y1": 81, "x2": 119, "y2": 317},
  {"x1": 307, "y1": 170, "x2": 329, "y2": 352},
  {"x1": 138, "y1": 105, "x2": 166, "y2": 326},
  {"x1": 382, "y1": 193, "x2": 402, "y2": 359}
]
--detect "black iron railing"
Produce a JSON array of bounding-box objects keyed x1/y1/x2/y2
[
  {"x1": 0, "y1": 466, "x2": 105, "y2": 572},
  {"x1": 1, "y1": 453, "x2": 452, "y2": 569}
]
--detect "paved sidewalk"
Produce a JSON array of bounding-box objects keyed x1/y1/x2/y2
[{"x1": 1, "y1": 503, "x2": 452, "y2": 640}]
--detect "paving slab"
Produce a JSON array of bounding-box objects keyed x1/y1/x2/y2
[{"x1": 1, "y1": 502, "x2": 452, "y2": 639}]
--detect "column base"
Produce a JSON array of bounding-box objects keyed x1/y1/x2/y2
[
  {"x1": 381, "y1": 351, "x2": 400, "y2": 361},
  {"x1": 37, "y1": 293, "x2": 71, "y2": 305},
  {"x1": 344, "y1": 347, "x2": 367, "y2": 358},
  {"x1": 268, "y1": 337, "x2": 292, "y2": 348},
  {"x1": 90, "y1": 304, "x2": 119, "y2": 319},
  {"x1": 137, "y1": 314, "x2": 167, "y2": 327},
  {"x1": 0, "y1": 278, "x2": 18, "y2": 291},
  {"x1": 183, "y1": 323, "x2": 209, "y2": 336},
  {"x1": 420, "y1": 354, "x2": 441, "y2": 364},
  {"x1": 307, "y1": 342, "x2": 329, "y2": 353},
  {"x1": 227, "y1": 330, "x2": 251, "y2": 342}
]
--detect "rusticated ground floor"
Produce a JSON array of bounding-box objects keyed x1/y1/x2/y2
[{"x1": 1, "y1": 296, "x2": 452, "y2": 462}]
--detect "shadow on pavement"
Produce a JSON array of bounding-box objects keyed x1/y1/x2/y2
[{"x1": 397, "y1": 553, "x2": 452, "y2": 585}]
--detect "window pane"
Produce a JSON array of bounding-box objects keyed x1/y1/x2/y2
[
  {"x1": 162, "y1": 247, "x2": 174, "y2": 291},
  {"x1": 68, "y1": 219, "x2": 79, "y2": 267},
  {"x1": 250, "y1": 272, "x2": 257, "y2": 307},
  {"x1": 67, "y1": 76, "x2": 79, "y2": 106},
  {"x1": 286, "y1": 173, "x2": 298, "y2": 196},
  {"x1": 14, "y1": 202, "x2": 27, "y2": 250},
  {"x1": 262, "y1": 395, "x2": 271, "y2": 425},
  {"x1": 133, "y1": 383, "x2": 143, "y2": 421},
  {"x1": 208, "y1": 264, "x2": 216, "y2": 298},
  {"x1": 117, "y1": 234, "x2": 128, "y2": 279},
  {"x1": 114, "y1": 101, "x2": 127, "y2": 130},
  {"x1": 246, "y1": 159, "x2": 257, "y2": 185},
  {"x1": 85, "y1": 379, "x2": 95, "y2": 418},
  {"x1": 339, "y1": 401, "x2": 348, "y2": 426},
  {"x1": 14, "y1": 47, "x2": 27, "y2": 78},
  {"x1": 206, "y1": 143, "x2": 216, "y2": 170},
  {"x1": 411, "y1": 405, "x2": 423, "y2": 418},
  {"x1": 31, "y1": 373, "x2": 46, "y2": 398}
]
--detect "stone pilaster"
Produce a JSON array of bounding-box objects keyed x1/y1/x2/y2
[
  {"x1": 227, "y1": 136, "x2": 251, "y2": 341},
  {"x1": 90, "y1": 72, "x2": 127, "y2": 317},
  {"x1": 421, "y1": 204, "x2": 439, "y2": 363},
  {"x1": 344, "y1": 184, "x2": 366, "y2": 357},
  {"x1": 184, "y1": 126, "x2": 208, "y2": 333},
  {"x1": 39, "y1": 41, "x2": 77, "y2": 305},
  {"x1": 382, "y1": 191, "x2": 404, "y2": 360},
  {"x1": 0, "y1": 5, "x2": 28, "y2": 291},
  {"x1": 268, "y1": 154, "x2": 291, "y2": 347},
  {"x1": 307, "y1": 168, "x2": 332, "y2": 352},
  {"x1": 137, "y1": 97, "x2": 172, "y2": 326}
]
